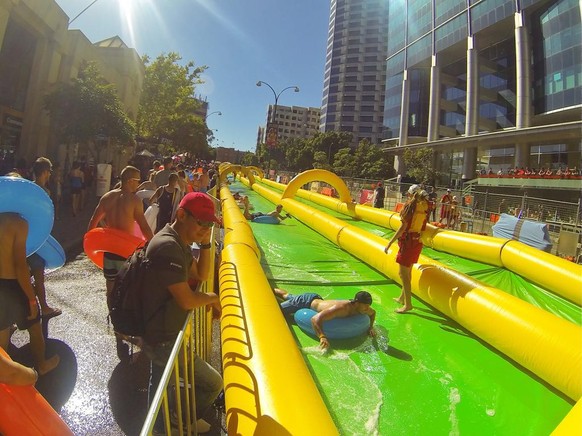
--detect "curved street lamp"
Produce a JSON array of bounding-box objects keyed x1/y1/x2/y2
[
  {"x1": 256, "y1": 81, "x2": 299, "y2": 174},
  {"x1": 69, "y1": 0, "x2": 101, "y2": 25},
  {"x1": 256, "y1": 81, "x2": 299, "y2": 125},
  {"x1": 205, "y1": 111, "x2": 222, "y2": 120}
]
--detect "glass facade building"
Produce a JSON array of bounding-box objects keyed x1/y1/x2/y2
[
  {"x1": 383, "y1": 0, "x2": 582, "y2": 183},
  {"x1": 320, "y1": 0, "x2": 389, "y2": 146}
]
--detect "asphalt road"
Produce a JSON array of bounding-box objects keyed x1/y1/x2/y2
[{"x1": 10, "y1": 247, "x2": 224, "y2": 435}]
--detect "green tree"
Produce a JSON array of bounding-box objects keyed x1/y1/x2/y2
[
  {"x1": 312, "y1": 150, "x2": 329, "y2": 170},
  {"x1": 282, "y1": 137, "x2": 314, "y2": 172},
  {"x1": 308, "y1": 131, "x2": 353, "y2": 165},
  {"x1": 240, "y1": 151, "x2": 259, "y2": 166},
  {"x1": 352, "y1": 139, "x2": 391, "y2": 179},
  {"x1": 332, "y1": 148, "x2": 356, "y2": 177},
  {"x1": 137, "y1": 52, "x2": 208, "y2": 157},
  {"x1": 403, "y1": 148, "x2": 441, "y2": 185},
  {"x1": 44, "y1": 61, "x2": 135, "y2": 161}
]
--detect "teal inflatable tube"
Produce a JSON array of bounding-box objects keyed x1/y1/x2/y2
[
  {"x1": 294, "y1": 309, "x2": 370, "y2": 339},
  {"x1": 252, "y1": 215, "x2": 280, "y2": 224}
]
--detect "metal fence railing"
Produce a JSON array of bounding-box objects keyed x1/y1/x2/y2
[{"x1": 275, "y1": 173, "x2": 581, "y2": 260}]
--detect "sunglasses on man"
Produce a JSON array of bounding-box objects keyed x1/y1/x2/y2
[{"x1": 182, "y1": 208, "x2": 215, "y2": 228}]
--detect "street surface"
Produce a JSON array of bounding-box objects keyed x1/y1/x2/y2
[{"x1": 11, "y1": 248, "x2": 224, "y2": 435}]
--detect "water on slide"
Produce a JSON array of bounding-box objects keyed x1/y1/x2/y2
[{"x1": 230, "y1": 182, "x2": 574, "y2": 435}]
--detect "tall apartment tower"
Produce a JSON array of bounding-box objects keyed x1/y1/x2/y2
[
  {"x1": 320, "y1": 0, "x2": 389, "y2": 147},
  {"x1": 383, "y1": 0, "x2": 581, "y2": 182}
]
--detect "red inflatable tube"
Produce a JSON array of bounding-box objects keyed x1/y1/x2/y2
[
  {"x1": 0, "y1": 349, "x2": 73, "y2": 436},
  {"x1": 83, "y1": 228, "x2": 145, "y2": 269}
]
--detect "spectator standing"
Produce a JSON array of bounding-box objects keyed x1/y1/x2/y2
[
  {"x1": 149, "y1": 173, "x2": 180, "y2": 233},
  {"x1": 373, "y1": 182, "x2": 385, "y2": 209},
  {"x1": 142, "y1": 192, "x2": 222, "y2": 434},
  {"x1": 438, "y1": 189, "x2": 453, "y2": 226},
  {"x1": 28, "y1": 158, "x2": 61, "y2": 319},
  {"x1": 199, "y1": 168, "x2": 210, "y2": 193},
  {"x1": 50, "y1": 162, "x2": 63, "y2": 220},
  {"x1": 69, "y1": 162, "x2": 84, "y2": 217},
  {"x1": 427, "y1": 186, "x2": 437, "y2": 222},
  {"x1": 153, "y1": 157, "x2": 174, "y2": 188}
]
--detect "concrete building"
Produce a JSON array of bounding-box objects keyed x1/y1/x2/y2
[
  {"x1": 382, "y1": 0, "x2": 582, "y2": 184},
  {"x1": 0, "y1": 0, "x2": 144, "y2": 172},
  {"x1": 258, "y1": 104, "x2": 321, "y2": 145},
  {"x1": 319, "y1": 0, "x2": 389, "y2": 147},
  {"x1": 215, "y1": 146, "x2": 244, "y2": 164}
]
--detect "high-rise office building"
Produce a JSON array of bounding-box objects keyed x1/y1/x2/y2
[
  {"x1": 383, "y1": 0, "x2": 581, "y2": 183},
  {"x1": 320, "y1": 0, "x2": 389, "y2": 147}
]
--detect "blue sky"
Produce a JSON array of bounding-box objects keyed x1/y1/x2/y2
[{"x1": 54, "y1": 0, "x2": 331, "y2": 153}]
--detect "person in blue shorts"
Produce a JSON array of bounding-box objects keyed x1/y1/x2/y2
[{"x1": 274, "y1": 288, "x2": 376, "y2": 349}]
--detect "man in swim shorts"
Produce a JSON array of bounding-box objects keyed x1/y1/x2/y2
[
  {"x1": 243, "y1": 198, "x2": 291, "y2": 222},
  {"x1": 87, "y1": 166, "x2": 154, "y2": 358},
  {"x1": 274, "y1": 288, "x2": 376, "y2": 350},
  {"x1": 0, "y1": 213, "x2": 59, "y2": 376},
  {"x1": 28, "y1": 157, "x2": 62, "y2": 319}
]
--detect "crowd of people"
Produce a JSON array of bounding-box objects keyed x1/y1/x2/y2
[
  {"x1": 0, "y1": 154, "x2": 223, "y2": 433},
  {"x1": 86, "y1": 158, "x2": 222, "y2": 433},
  {"x1": 478, "y1": 166, "x2": 581, "y2": 178}
]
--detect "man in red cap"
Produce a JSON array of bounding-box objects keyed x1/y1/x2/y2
[{"x1": 141, "y1": 192, "x2": 222, "y2": 434}]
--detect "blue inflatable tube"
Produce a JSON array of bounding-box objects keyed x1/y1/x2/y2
[
  {"x1": 34, "y1": 235, "x2": 66, "y2": 271},
  {"x1": 252, "y1": 215, "x2": 280, "y2": 224},
  {"x1": 0, "y1": 177, "x2": 54, "y2": 255},
  {"x1": 294, "y1": 308, "x2": 370, "y2": 339}
]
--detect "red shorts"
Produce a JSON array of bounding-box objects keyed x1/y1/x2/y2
[{"x1": 396, "y1": 235, "x2": 423, "y2": 267}]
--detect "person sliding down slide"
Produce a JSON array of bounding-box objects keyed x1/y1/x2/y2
[
  {"x1": 242, "y1": 197, "x2": 292, "y2": 222},
  {"x1": 274, "y1": 288, "x2": 376, "y2": 350}
]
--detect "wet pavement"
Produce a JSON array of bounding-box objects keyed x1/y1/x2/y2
[{"x1": 9, "y1": 191, "x2": 225, "y2": 435}]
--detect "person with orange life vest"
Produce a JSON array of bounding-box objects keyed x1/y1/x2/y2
[{"x1": 384, "y1": 185, "x2": 430, "y2": 313}]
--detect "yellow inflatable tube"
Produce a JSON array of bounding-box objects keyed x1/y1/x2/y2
[
  {"x1": 242, "y1": 172, "x2": 582, "y2": 401},
  {"x1": 256, "y1": 176, "x2": 582, "y2": 305},
  {"x1": 218, "y1": 186, "x2": 337, "y2": 435}
]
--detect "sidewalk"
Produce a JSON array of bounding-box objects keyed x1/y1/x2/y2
[{"x1": 51, "y1": 192, "x2": 99, "y2": 256}]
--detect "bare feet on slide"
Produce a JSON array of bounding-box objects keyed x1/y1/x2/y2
[
  {"x1": 395, "y1": 305, "x2": 412, "y2": 314},
  {"x1": 273, "y1": 288, "x2": 288, "y2": 299},
  {"x1": 37, "y1": 354, "x2": 60, "y2": 376},
  {"x1": 393, "y1": 297, "x2": 403, "y2": 305}
]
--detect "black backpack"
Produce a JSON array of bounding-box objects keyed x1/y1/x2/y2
[{"x1": 109, "y1": 241, "x2": 156, "y2": 337}]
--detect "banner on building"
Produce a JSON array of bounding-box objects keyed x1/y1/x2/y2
[{"x1": 266, "y1": 123, "x2": 278, "y2": 148}]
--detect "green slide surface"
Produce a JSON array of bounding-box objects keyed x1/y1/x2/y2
[{"x1": 231, "y1": 182, "x2": 574, "y2": 435}]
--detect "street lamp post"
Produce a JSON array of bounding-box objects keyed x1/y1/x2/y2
[
  {"x1": 69, "y1": 0, "x2": 102, "y2": 24},
  {"x1": 204, "y1": 111, "x2": 222, "y2": 120},
  {"x1": 256, "y1": 81, "x2": 299, "y2": 176}
]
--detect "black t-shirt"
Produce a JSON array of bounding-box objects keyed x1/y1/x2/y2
[{"x1": 142, "y1": 224, "x2": 193, "y2": 344}]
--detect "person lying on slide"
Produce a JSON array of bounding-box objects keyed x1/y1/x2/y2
[
  {"x1": 243, "y1": 198, "x2": 292, "y2": 222},
  {"x1": 274, "y1": 288, "x2": 376, "y2": 349}
]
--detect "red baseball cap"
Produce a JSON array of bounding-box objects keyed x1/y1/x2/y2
[{"x1": 179, "y1": 192, "x2": 220, "y2": 223}]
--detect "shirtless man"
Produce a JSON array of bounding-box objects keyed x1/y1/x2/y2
[
  {"x1": 0, "y1": 213, "x2": 59, "y2": 375},
  {"x1": 274, "y1": 288, "x2": 376, "y2": 350},
  {"x1": 87, "y1": 166, "x2": 154, "y2": 360},
  {"x1": 243, "y1": 198, "x2": 291, "y2": 222},
  {"x1": 28, "y1": 157, "x2": 61, "y2": 319},
  {"x1": 87, "y1": 166, "x2": 154, "y2": 301}
]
